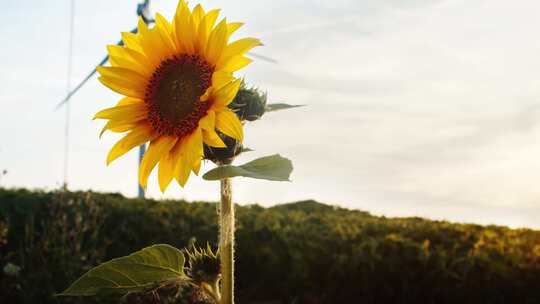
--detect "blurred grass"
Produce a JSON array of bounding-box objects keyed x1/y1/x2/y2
[{"x1": 0, "y1": 188, "x2": 539, "y2": 304}]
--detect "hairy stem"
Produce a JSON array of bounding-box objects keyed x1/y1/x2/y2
[{"x1": 219, "y1": 177, "x2": 234, "y2": 304}]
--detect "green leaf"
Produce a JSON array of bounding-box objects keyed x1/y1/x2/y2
[
  {"x1": 203, "y1": 154, "x2": 293, "y2": 181},
  {"x1": 266, "y1": 103, "x2": 304, "y2": 112},
  {"x1": 58, "y1": 244, "x2": 186, "y2": 297}
]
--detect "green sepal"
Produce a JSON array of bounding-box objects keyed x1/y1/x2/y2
[
  {"x1": 266, "y1": 103, "x2": 304, "y2": 112},
  {"x1": 58, "y1": 244, "x2": 187, "y2": 297},
  {"x1": 203, "y1": 154, "x2": 293, "y2": 181}
]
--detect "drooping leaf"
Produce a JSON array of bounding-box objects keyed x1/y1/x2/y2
[
  {"x1": 203, "y1": 154, "x2": 293, "y2": 181},
  {"x1": 265, "y1": 103, "x2": 304, "y2": 112},
  {"x1": 58, "y1": 244, "x2": 186, "y2": 297}
]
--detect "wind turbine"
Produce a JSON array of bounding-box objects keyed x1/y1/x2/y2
[{"x1": 57, "y1": 0, "x2": 153, "y2": 198}]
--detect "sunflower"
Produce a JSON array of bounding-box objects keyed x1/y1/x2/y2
[{"x1": 94, "y1": 0, "x2": 261, "y2": 191}]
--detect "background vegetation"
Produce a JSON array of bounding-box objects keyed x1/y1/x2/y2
[{"x1": 0, "y1": 188, "x2": 539, "y2": 304}]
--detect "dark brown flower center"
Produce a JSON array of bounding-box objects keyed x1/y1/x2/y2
[{"x1": 145, "y1": 54, "x2": 214, "y2": 138}]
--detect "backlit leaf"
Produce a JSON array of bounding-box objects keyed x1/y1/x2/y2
[
  {"x1": 203, "y1": 154, "x2": 293, "y2": 181},
  {"x1": 59, "y1": 244, "x2": 186, "y2": 297}
]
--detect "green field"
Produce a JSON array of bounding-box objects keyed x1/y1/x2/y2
[{"x1": 1, "y1": 188, "x2": 539, "y2": 304}]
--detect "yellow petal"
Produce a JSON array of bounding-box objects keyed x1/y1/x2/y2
[
  {"x1": 215, "y1": 109, "x2": 243, "y2": 141},
  {"x1": 192, "y1": 157, "x2": 202, "y2": 175},
  {"x1": 203, "y1": 129, "x2": 226, "y2": 148},
  {"x1": 175, "y1": 128, "x2": 203, "y2": 186},
  {"x1": 218, "y1": 38, "x2": 262, "y2": 67},
  {"x1": 185, "y1": 128, "x2": 204, "y2": 168},
  {"x1": 116, "y1": 97, "x2": 143, "y2": 106},
  {"x1": 155, "y1": 12, "x2": 173, "y2": 34},
  {"x1": 205, "y1": 19, "x2": 228, "y2": 64},
  {"x1": 198, "y1": 110, "x2": 215, "y2": 130},
  {"x1": 108, "y1": 54, "x2": 151, "y2": 77},
  {"x1": 196, "y1": 9, "x2": 220, "y2": 52},
  {"x1": 108, "y1": 55, "x2": 121, "y2": 67},
  {"x1": 212, "y1": 71, "x2": 234, "y2": 90},
  {"x1": 226, "y1": 22, "x2": 243, "y2": 39},
  {"x1": 173, "y1": 0, "x2": 189, "y2": 30},
  {"x1": 155, "y1": 13, "x2": 177, "y2": 54},
  {"x1": 175, "y1": 154, "x2": 191, "y2": 187},
  {"x1": 111, "y1": 42, "x2": 142, "y2": 60},
  {"x1": 99, "y1": 120, "x2": 140, "y2": 138},
  {"x1": 199, "y1": 87, "x2": 212, "y2": 102},
  {"x1": 137, "y1": 17, "x2": 168, "y2": 65},
  {"x1": 139, "y1": 136, "x2": 178, "y2": 189},
  {"x1": 107, "y1": 45, "x2": 149, "y2": 70},
  {"x1": 219, "y1": 55, "x2": 253, "y2": 73},
  {"x1": 98, "y1": 76, "x2": 145, "y2": 98},
  {"x1": 121, "y1": 32, "x2": 143, "y2": 53},
  {"x1": 137, "y1": 17, "x2": 150, "y2": 37},
  {"x1": 204, "y1": 10, "x2": 221, "y2": 32},
  {"x1": 174, "y1": 4, "x2": 195, "y2": 54},
  {"x1": 107, "y1": 126, "x2": 155, "y2": 165},
  {"x1": 190, "y1": 135, "x2": 203, "y2": 176},
  {"x1": 157, "y1": 138, "x2": 186, "y2": 192},
  {"x1": 97, "y1": 66, "x2": 147, "y2": 87},
  {"x1": 157, "y1": 152, "x2": 175, "y2": 192},
  {"x1": 175, "y1": 0, "x2": 188, "y2": 12},
  {"x1": 192, "y1": 4, "x2": 205, "y2": 27},
  {"x1": 145, "y1": 30, "x2": 170, "y2": 63},
  {"x1": 94, "y1": 103, "x2": 147, "y2": 121},
  {"x1": 211, "y1": 78, "x2": 241, "y2": 109},
  {"x1": 100, "y1": 97, "x2": 145, "y2": 137}
]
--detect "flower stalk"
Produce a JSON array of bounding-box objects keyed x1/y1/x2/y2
[{"x1": 219, "y1": 176, "x2": 235, "y2": 304}]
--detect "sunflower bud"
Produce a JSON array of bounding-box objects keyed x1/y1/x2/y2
[
  {"x1": 203, "y1": 132, "x2": 242, "y2": 164},
  {"x1": 203, "y1": 84, "x2": 266, "y2": 163},
  {"x1": 228, "y1": 83, "x2": 267, "y2": 122},
  {"x1": 186, "y1": 244, "x2": 220, "y2": 285}
]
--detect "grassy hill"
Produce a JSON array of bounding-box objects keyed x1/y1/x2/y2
[{"x1": 0, "y1": 188, "x2": 539, "y2": 304}]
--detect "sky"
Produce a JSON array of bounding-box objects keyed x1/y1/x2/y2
[{"x1": 1, "y1": 0, "x2": 540, "y2": 228}]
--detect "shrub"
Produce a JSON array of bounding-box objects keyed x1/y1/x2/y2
[{"x1": 0, "y1": 188, "x2": 539, "y2": 303}]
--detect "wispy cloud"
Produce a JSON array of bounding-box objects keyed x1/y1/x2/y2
[{"x1": 1, "y1": 0, "x2": 539, "y2": 228}]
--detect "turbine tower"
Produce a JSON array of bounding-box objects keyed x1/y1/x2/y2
[{"x1": 57, "y1": 0, "x2": 154, "y2": 198}]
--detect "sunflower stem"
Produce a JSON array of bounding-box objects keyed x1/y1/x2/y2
[{"x1": 219, "y1": 176, "x2": 235, "y2": 304}]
